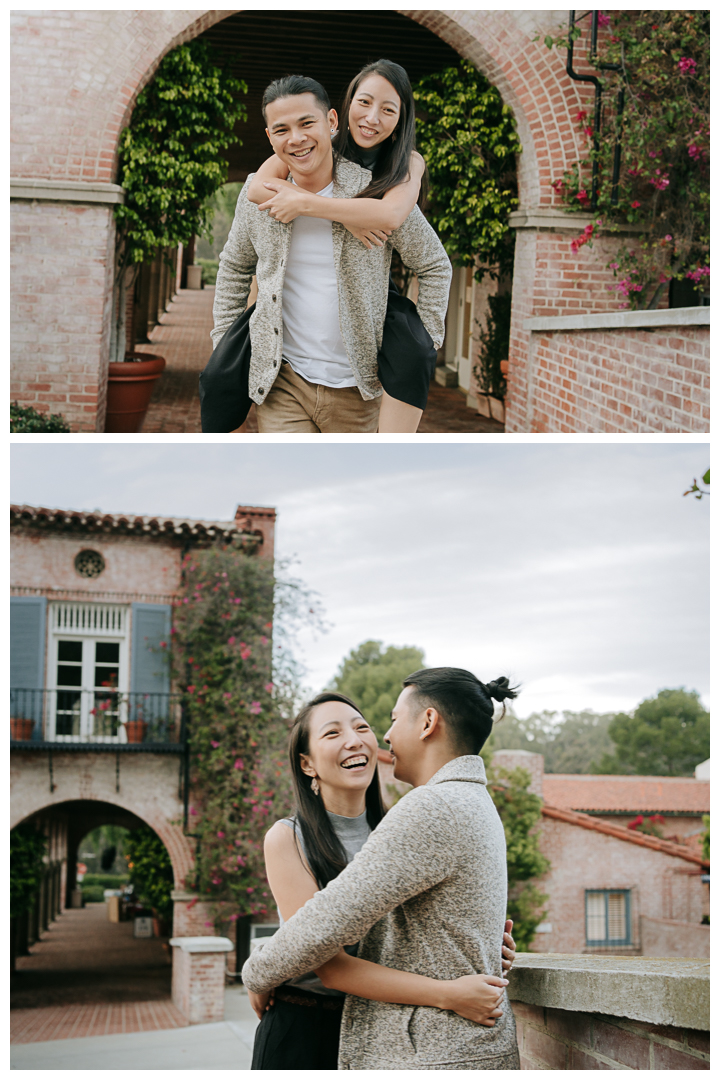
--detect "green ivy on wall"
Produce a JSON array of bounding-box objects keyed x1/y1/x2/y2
[{"x1": 413, "y1": 60, "x2": 522, "y2": 283}]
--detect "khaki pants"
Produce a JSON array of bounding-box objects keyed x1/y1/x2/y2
[{"x1": 256, "y1": 362, "x2": 381, "y2": 433}]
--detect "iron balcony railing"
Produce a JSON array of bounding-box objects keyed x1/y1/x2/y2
[{"x1": 10, "y1": 688, "x2": 186, "y2": 748}]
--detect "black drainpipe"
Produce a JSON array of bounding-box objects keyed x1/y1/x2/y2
[{"x1": 565, "y1": 11, "x2": 625, "y2": 209}]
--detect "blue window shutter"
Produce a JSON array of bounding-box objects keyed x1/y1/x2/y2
[
  {"x1": 131, "y1": 603, "x2": 171, "y2": 695},
  {"x1": 11, "y1": 597, "x2": 47, "y2": 688}
]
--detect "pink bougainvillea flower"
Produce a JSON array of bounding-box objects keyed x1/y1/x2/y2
[
  {"x1": 217, "y1": 830, "x2": 225, "y2": 839},
  {"x1": 631, "y1": 200, "x2": 641, "y2": 208},
  {"x1": 187, "y1": 685, "x2": 195, "y2": 694},
  {"x1": 224, "y1": 692, "x2": 232, "y2": 701},
  {"x1": 159, "y1": 641, "x2": 167, "y2": 649},
  {"x1": 260, "y1": 635, "x2": 269, "y2": 645},
  {"x1": 205, "y1": 920, "x2": 214, "y2": 926},
  {"x1": 249, "y1": 702, "x2": 262, "y2": 715},
  {"x1": 190, "y1": 806, "x2": 197, "y2": 816},
  {"x1": 678, "y1": 57, "x2": 697, "y2": 76},
  {"x1": 664, "y1": 235, "x2": 673, "y2": 242},
  {"x1": 227, "y1": 636, "x2": 236, "y2": 646},
  {"x1": 211, "y1": 740, "x2": 220, "y2": 749},
  {"x1": 597, "y1": 13, "x2": 611, "y2": 27},
  {"x1": 264, "y1": 683, "x2": 274, "y2": 693},
  {"x1": 247, "y1": 886, "x2": 255, "y2": 894},
  {"x1": 234, "y1": 758, "x2": 244, "y2": 770},
  {"x1": 229, "y1": 913, "x2": 239, "y2": 922}
]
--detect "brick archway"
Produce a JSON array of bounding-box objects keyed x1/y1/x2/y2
[
  {"x1": 12, "y1": 9, "x2": 587, "y2": 209},
  {"x1": 11, "y1": 756, "x2": 194, "y2": 888}
]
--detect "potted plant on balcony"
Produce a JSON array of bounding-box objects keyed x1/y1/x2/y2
[
  {"x1": 124, "y1": 711, "x2": 148, "y2": 744},
  {"x1": 107, "y1": 40, "x2": 246, "y2": 432},
  {"x1": 10, "y1": 717, "x2": 35, "y2": 741}
]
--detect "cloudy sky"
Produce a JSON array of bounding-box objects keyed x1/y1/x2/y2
[{"x1": 11, "y1": 441, "x2": 709, "y2": 718}]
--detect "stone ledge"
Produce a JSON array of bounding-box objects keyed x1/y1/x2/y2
[
  {"x1": 11, "y1": 178, "x2": 125, "y2": 204},
  {"x1": 509, "y1": 208, "x2": 643, "y2": 234},
  {"x1": 508, "y1": 954, "x2": 709, "y2": 1031},
  {"x1": 524, "y1": 306, "x2": 709, "y2": 333},
  {"x1": 169, "y1": 936, "x2": 233, "y2": 953}
]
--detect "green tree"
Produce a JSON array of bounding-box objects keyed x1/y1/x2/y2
[
  {"x1": 479, "y1": 757, "x2": 549, "y2": 950},
  {"x1": 125, "y1": 826, "x2": 174, "y2": 921},
  {"x1": 701, "y1": 815, "x2": 709, "y2": 862},
  {"x1": 413, "y1": 60, "x2": 522, "y2": 283},
  {"x1": 328, "y1": 640, "x2": 426, "y2": 743},
  {"x1": 110, "y1": 40, "x2": 247, "y2": 361},
  {"x1": 485, "y1": 708, "x2": 615, "y2": 773},
  {"x1": 598, "y1": 688, "x2": 709, "y2": 776},
  {"x1": 11, "y1": 824, "x2": 47, "y2": 918}
]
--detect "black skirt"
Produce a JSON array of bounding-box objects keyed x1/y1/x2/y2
[
  {"x1": 199, "y1": 280, "x2": 436, "y2": 433},
  {"x1": 250, "y1": 987, "x2": 343, "y2": 1071}
]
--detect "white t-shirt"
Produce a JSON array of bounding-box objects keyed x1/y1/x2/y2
[{"x1": 281, "y1": 181, "x2": 356, "y2": 388}]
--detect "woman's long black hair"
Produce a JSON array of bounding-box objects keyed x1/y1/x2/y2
[
  {"x1": 288, "y1": 691, "x2": 386, "y2": 890},
  {"x1": 334, "y1": 59, "x2": 427, "y2": 208}
]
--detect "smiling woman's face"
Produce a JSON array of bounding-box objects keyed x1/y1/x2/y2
[
  {"x1": 348, "y1": 73, "x2": 402, "y2": 150},
  {"x1": 300, "y1": 700, "x2": 378, "y2": 799}
]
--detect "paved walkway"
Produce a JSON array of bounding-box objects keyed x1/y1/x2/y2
[
  {"x1": 139, "y1": 287, "x2": 504, "y2": 434},
  {"x1": 11, "y1": 988, "x2": 259, "y2": 1070}
]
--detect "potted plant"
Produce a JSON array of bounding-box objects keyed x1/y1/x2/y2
[
  {"x1": 105, "y1": 353, "x2": 166, "y2": 433},
  {"x1": 10, "y1": 718, "x2": 35, "y2": 741},
  {"x1": 106, "y1": 40, "x2": 247, "y2": 433},
  {"x1": 124, "y1": 717, "x2": 148, "y2": 743}
]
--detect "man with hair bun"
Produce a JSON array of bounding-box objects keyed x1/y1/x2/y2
[{"x1": 243, "y1": 666, "x2": 520, "y2": 1070}]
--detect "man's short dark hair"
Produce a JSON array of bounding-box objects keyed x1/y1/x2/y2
[
  {"x1": 262, "y1": 75, "x2": 331, "y2": 123},
  {"x1": 402, "y1": 667, "x2": 518, "y2": 756}
]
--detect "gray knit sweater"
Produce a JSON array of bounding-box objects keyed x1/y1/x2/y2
[
  {"x1": 243, "y1": 756, "x2": 519, "y2": 1070},
  {"x1": 212, "y1": 155, "x2": 452, "y2": 405}
]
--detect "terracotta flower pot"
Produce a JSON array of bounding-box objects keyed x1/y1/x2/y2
[
  {"x1": 125, "y1": 719, "x2": 148, "y2": 743},
  {"x1": 104, "y1": 353, "x2": 166, "y2": 433},
  {"x1": 11, "y1": 718, "x2": 35, "y2": 741}
]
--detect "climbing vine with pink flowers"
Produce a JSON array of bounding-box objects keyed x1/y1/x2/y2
[
  {"x1": 544, "y1": 11, "x2": 709, "y2": 309},
  {"x1": 172, "y1": 540, "x2": 320, "y2": 924}
]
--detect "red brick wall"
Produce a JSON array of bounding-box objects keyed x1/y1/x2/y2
[
  {"x1": 506, "y1": 324, "x2": 709, "y2": 433},
  {"x1": 513, "y1": 1001, "x2": 709, "y2": 1069},
  {"x1": 11, "y1": 200, "x2": 115, "y2": 431},
  {"x1": 532, "y1": 816, "x2": 707, "y2": 955}
]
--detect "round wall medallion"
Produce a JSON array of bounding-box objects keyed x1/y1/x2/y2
[{"x1": 74, "y1": 549, "x2": 105, "y2": 578}]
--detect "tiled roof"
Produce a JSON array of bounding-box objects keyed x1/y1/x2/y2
[
  {"x1": 542, "y1": 774, "x2": 709, "y2": 814},
  {"x1": 542, "y1": 804, "x2": 709, "y2": 867},
  {"x1": 10, "y1": 504, "x2": 249, "y2": 542}
]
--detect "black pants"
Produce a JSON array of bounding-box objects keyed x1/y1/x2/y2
[{"x1": 251, "y1": 990, "x2": 343, "y2": 1070}]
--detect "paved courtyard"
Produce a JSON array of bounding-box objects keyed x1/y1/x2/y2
[
  {"x1": 11, "y1": 902, "x2": 259, "y2": 1068},
  {"x1": 138, "y1": 287, "x2": 504, "y2": 434}
]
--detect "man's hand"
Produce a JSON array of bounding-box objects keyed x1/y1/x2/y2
[
  {"x1": 248, "y1": 988, "x2": 275, "y2": 1019},
  {"x1": 442, "y1": 973, "x2": 508, "y2": 1026},
  {"x1": 258, "y1": 180, "x2": 308, "y2": 222},
  {"x1": 502, "y1": 919, "x2": 517, "y2": 973}
]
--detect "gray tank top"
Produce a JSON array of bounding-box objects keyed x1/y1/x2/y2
[{"x1": 277, "y1": 809, "x2": 372, "y2": 996}]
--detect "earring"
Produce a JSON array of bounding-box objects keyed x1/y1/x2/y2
[{"x1": 311, "y1": 776, "x2": 320, "y2": 796}]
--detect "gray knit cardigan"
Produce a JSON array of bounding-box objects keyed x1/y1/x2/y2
[
  {"x1": 242, "y1": 756, "x2": 519, "y2": 1070},
  {"x1": 212, "y1": 155, "x2": 452, "y2": 405}
]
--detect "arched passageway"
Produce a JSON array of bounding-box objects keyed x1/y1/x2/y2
[{"x1": 11, "y1": 800, "x2": 179, "y2": 1032}]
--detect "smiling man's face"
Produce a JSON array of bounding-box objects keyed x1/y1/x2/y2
[{"x1": 264, "y1": 92, "x2": 338, "y2": 193}]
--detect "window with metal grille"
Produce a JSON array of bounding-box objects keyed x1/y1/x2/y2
[{"x1": 585, "y1": 889, "x2": 631, "y2": 946}]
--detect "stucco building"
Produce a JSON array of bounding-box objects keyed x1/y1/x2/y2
[{"x1": 10, "y1": 9, "x2": 709, "y2": 433}]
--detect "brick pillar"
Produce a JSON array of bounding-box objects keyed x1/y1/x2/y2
[
  {"x1": 171, "y1": 889, "x2": 217, "y2": 937},
  {"x1": 170, "y1": 936, "x2": 233, "y2": 1024}
]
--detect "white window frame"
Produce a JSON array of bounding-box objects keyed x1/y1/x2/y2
[{"x1": 48, "y1": 602, "x2": 129, "y2": 743}]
